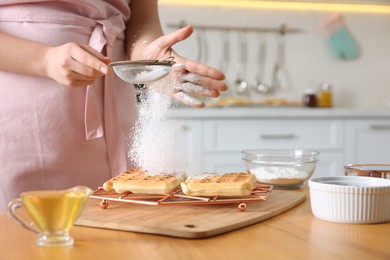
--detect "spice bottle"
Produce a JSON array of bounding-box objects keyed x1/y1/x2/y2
[
  {"x1": 303, "y1": 88, "x2": 318, "y2": 108},
  {"x1": 318, "y1": 83, "x2": 333, "y2": 108}
]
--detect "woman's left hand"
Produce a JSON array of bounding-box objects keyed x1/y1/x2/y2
[{"x1": 138, "y1": 25, "x2": 228, "y2": 108}]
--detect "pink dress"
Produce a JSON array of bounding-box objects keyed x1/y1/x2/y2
[{"x1": 0, "y1": 0, "x2": 137, "y2": 212}]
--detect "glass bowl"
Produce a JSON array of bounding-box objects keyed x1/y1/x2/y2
[
  {"x1": 242, "y1": 149, "x2": 320, "y2": 189},
  {"x1": 344, "y1": 164, "x2": 390, "y2": 179}
]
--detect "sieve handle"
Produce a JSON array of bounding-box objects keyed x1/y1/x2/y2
[{"x1": 158, "y1": 56, "x2": 176, "y2": 65}]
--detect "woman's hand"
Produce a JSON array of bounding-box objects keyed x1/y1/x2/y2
[
  {"x1": 139, "y1": 25, "x2": 228, "y2": 108},
  {"x1": 44, "y1": 43, "x2": 110, "y2": 88}
]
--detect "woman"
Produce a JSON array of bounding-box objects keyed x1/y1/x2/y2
[{"x1": 0, "y1": 0, "x2": 227, "y2": 213}]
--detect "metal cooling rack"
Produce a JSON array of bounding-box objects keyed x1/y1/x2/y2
[{"x1": 90, "y1": 184, "x2": 273, "y2": 212}]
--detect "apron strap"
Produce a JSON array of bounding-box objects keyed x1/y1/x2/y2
[{"x1": 85, "y1": 13, "x2": 127, "y2": 176}]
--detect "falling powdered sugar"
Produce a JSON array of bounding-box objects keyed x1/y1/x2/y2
[
  {"x1": 132, "y1": 66, "x2": 170, "y2": 84},
  {"x1": 173, "y1": 91, "x2": 204, "y2": 106},
  {"x1": 129, "y1": 89, "x2": 189, "y2": 175}
]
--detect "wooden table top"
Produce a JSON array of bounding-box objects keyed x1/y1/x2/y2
[{"x1": 1, "y1": 188, "x2": 389, "y2": 260}]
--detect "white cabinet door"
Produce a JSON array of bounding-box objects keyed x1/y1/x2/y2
[
  {"x1": 201, "y1": 118, "x2": 345, "y2": 176},
  {"x1": 203, "y1": 119, "x2": 344, "y2": 152},
  {"x1": 346, "y1": 119, "x2": 390, "y2": 164},
  {"x1": 312, "y1": 152, "x2": 345, "y2": 177},
  {"x1": 203, "y1": 152, "x2": 246, "y2": 173},
  {"x1": 175, "y1": 120, "x2": 204, "y2": 174}
]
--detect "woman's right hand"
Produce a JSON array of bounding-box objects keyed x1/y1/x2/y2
[{"x1": 44, "y1": 43, "x2": 110, "y2": 88}]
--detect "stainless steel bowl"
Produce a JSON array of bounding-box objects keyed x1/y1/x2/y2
[{"x1": 344, "y1": 164, "x2": 390, "y2": 179}]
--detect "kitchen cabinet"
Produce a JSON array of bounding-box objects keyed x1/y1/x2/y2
[
  {"x1": 176, "y1": 120, "x2": 204, "y2": 172},
  {"x1": 202, "y1": 119, "x2": 344, "y2": 177},
  {"x1": 177, "y1": 117, "x2": 345, "y2": 177},
  {"x1": 346, "y1": 119, "x2": 390, "y2": 164},
  {"x1": 203, "y1": 152, "x2": 345, "y2": 178},
  {"x1": 203, "y1": 119, "x2": 343, "y2": 151},
  {"x1": 172, "y1": 108, "x2": 390, "y2": 177}
]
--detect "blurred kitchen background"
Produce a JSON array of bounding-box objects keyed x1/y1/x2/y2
[
  {"x1": 158, "y1": 0, "x2": 390, "y2": 108},
  {"x1": 155, "y1": 0, "x2": 390, "y2": 178}
]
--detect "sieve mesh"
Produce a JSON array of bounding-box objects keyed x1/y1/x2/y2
[{"x1": 109, "y1": 57, "x2": 175, "y2": 84}]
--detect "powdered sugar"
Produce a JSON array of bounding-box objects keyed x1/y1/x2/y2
[
  {"x1": 132, "y1": 66, "x2": 170, "y2": 83},
  {"x1": 173, "y1": 91, "x2": 204, "y2": 106},
  {"x1": 187, "y1": 172, "x2": 245, "y2": 180},
  {"x1": 128, "y1": 62, "x2": 214, "y2": 174},
  {"x1": 249, "y1": 166, "x2": 311, "y2": 180},
  {"x1": 128, "y1": 89, "x2": 189, "y2": 175},
  {"x1": 181, "y1": 73, "x2": 200, "y2": 84}
]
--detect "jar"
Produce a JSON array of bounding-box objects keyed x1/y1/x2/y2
[
  {"x1": 303, "y1": 88, "x2": 318, "y2": 107},
  {"x1": 318, "y1": 83, "x2": 333, "y2": 108}
]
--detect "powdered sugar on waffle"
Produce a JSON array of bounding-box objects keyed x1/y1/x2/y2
[{"x1": 188, "y1": 172, "x2": 238, "y2": 180}]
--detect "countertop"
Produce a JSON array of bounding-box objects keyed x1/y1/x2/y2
[
  {"x1": 1, "y1": 188, "x2": 389, "y2": 260},
  {"x1": 168, "y1": 106, "x2": 390, "y2": 119}
]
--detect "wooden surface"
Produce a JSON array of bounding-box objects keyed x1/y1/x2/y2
[
  {"x1": 75, "y1": 190, "x2": 305, "y2": 238},
  {"x1": 1, "y1": 187, "x2": 390, "y2": 260}
]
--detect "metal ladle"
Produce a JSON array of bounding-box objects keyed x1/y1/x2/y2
[
  {"x1": 109, "y1": 57, "x2": 175, "y2": 84},
  {"x1": 217, "y1": 30, "x2": 232, "y2": 98},
  {"x1": 234, "y1": 32, "x2": 249, "y2": 96},
  {"x1": 196, "y1": 28, "x2": 208, "y2": 64},
  {"x1": 271, "y1": 25, "x2": 289, "y2": 90},
  {"x1": 251, "y1": 33, "x2": 271, "y2": 94}
]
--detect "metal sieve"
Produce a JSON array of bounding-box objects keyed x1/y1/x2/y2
[{"x1": 109, "y1": 57, "x2": 175, "y2": 84}]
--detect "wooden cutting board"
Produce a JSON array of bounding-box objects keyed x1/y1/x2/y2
[{"x1": 75, "y1": 190, "x2": 305, "y2": 238}]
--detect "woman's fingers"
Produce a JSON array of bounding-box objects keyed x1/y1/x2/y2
[
  {"x1": 176, "y1": 82, "x2": 218, "y2": 98},
  {"x1": 46, "y1": 43, "x2": 111, "y2": 87},
  {"x1": 173, "y1": 91, "x2": 205, "y2": 108},
  {"x1": 71, "y1": 44, "x2": 110, "y2": 75},
  {"x1": 157, "y1": 25, "x2": 193, "y2": 53},
  {"x1": 65, "y1": 58, "x2": 101, "y2": 79},
  {"x1": 170, "y1": 64, "x2": 228, "y2": 94},
  {"x1": 69, "y1": 79, "x2": 96, "y2": 88},
  {"x1": 139, "y1": 25, "x2": 228, "y2": 107},
  {"x1": 180, "y1": 58, "x2": 225, "y2": 81}
]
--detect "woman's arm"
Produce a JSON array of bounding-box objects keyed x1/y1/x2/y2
[
  {"x1": 126, "y1": 0, "x2": 164, "y2": 60},
  {"x1": 125, "y1": 0, "x2": 228, "y2": 108},
  {"x1": 0, "y1": 32, "x2": 49, "y2": 77},
  {"x1": 0, "y1": 32, "x2": 109, "y2": 88}
]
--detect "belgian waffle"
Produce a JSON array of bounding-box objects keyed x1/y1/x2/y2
[
  {"x1": 103, "y1": 169, "x2": 183, "y2": 194},
  {"x1": 181, "y1": 172, "x2": 257, "y2": 196}
]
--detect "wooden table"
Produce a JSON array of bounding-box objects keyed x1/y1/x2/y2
[{"x1": 1, "y1": 188, "x2": 389, "y2": 260}]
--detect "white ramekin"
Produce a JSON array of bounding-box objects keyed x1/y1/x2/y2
[{"x1": 308, "y1": 176, "x2": 390, "y2": 224}]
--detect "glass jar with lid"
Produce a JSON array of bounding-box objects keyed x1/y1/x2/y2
[
  {"x1": 318, "y1": 83, "x2": 333, "y2": 108},
  {"x1": 303, "y1": 88, "x2": 318, "y2": 108}
]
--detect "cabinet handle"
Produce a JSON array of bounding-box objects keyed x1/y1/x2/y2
[
  {"x1": 260, "y1": 134, "x2": 296, "y2": 139},
  {"x1": 370, "y1": 124, "x2": 390, "y2": 130},
  {"x1": 181, "y1": 125, "x2": 190, "y2": 132}
]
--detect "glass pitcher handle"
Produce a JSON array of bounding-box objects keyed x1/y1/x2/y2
[{"x1": 7, "y1": 198, "x2": 38, "y2": 233}]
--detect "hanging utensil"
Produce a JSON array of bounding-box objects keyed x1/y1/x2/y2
[
  {"x1": 217, "y1": 29, "x2": 232, "y2": 98},
  {"x1": 271, "y1": 25, "x2": 289, "y2": 90},
  {"x1": 109, "y1": 57, "x2": 175, "y2": 84},
  {"x1": 234, "y1": 31, "x2": 249, "y2": 96},
  {"x1": 218, "y1": 30, "x2": 229, "y2": 75},
  {"x1": 196, "y1": 28, "x2": 208, "y2": 64},
  {"x1": 251, "y1": 32, "x2": 271, "y2": 94}
]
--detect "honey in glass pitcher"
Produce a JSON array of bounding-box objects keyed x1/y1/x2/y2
[{"x1": 8, "y1": 186, "x2": 92, "y2": 247}]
